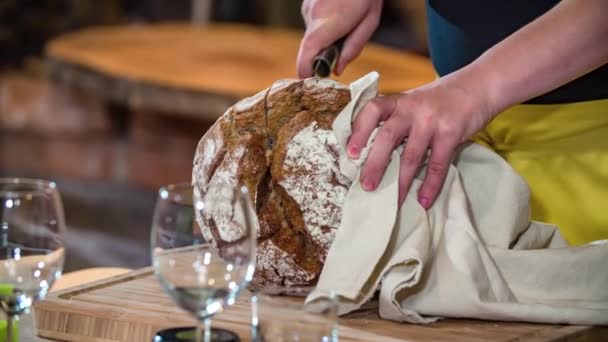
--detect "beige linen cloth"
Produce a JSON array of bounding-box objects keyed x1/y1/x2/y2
[{"x1": 306, "y1": 72, "x2": 608, "y2": 325}]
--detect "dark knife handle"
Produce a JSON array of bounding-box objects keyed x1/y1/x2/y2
[{"x1": 313, "y1": 37, "x2": 346, "y2": 78}]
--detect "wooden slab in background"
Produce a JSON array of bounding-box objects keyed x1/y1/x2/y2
[
  {"x1": 45, "y1": 23, "x2": 436, "y2": 119},
  {"x1": 33, "y1": 268, "x2": 606, "y2": 342}
]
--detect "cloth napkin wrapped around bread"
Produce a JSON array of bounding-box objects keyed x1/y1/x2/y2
[{"x1": 193, "y1": 72, "x2": 608, "y2": 324}]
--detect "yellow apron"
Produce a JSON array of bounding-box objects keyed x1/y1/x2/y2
[{"x1": 475, "y1": 98, "x2": 608, "y2": 246}]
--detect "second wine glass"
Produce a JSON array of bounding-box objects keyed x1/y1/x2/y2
[
  {"x1": 151, "y1": 183, "x2": 257, "y2": 342},
  {"x1": 0, "y1": 178, "x2": 66, "y2": 342}
]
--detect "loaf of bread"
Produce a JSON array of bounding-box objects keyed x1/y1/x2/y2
[{"x1": 192, "y1": 78, "x2": 351, "y2": 289}]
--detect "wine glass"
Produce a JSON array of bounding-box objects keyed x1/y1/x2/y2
[
  {"x1": 251, "y1": 287, "x2": 339, "y2": 342},
  {"x1": 151, "y1": 183, "x2": 257, "y2": 342},
  {"x1": 0, "y1": 178, "x2": 66, "y2": 342}
]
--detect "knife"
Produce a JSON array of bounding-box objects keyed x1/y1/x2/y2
[{"x1": 313, "y1": 37, "x2": 346, "y2": 78}]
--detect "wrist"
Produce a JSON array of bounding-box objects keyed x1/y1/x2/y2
[{"x1": 443, "y1": 62, "x2": 504, "y2": 123}]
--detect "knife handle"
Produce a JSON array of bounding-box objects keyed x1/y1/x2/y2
[{"x1": 313, "y1": 37, "x2": 346, "y2": 78}]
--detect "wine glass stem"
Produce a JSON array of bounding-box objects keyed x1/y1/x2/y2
[
  {"x1": 203, "y1": 317, "x2": 212, "y2": 342},
  {"x1": 195, "y1": 317, "x2": 212, "y2": 342}
]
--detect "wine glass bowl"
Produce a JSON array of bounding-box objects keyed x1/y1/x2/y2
[
  {"x1": 151, "y1": 183, "x2": 257, "y2": 342},
  {"x1": 0, "y1": 178, "x2": 66, "y2": 341}
]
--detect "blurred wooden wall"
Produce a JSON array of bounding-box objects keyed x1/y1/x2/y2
[{"x1": 394, "y1": 0, "x2": 428, "y2": 49}]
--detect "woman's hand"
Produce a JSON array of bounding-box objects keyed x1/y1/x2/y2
[
  {"x1": 349, "y1": 72, "x2": 494, "y2": 208},
  {"x1": 297, "y1": 0, "x2": 383, "y2": 78}
]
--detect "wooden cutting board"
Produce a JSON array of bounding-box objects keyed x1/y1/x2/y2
[{"x1": 34, "y1": 268, "x2": 606, "y2": 342}]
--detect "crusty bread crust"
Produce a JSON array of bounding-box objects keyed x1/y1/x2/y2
[{"x1": 193, "y1": 78, "x2": 351, "y2": 289}]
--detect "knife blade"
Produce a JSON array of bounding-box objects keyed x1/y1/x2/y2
[{"x1": 313, "y1": 37, "x2": 346, "y2": 78}]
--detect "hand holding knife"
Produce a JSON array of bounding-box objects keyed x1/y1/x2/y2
[{"x1": 313, "y1": 37, "x2": 346, "y2": 78}]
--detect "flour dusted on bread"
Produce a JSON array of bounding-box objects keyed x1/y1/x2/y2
[
  {"x1": 192, "y1": 78, "x2": 351, "y2": 289},
  {"x1": 279, "y1": 122, "x2": 350, "y2": 255}
]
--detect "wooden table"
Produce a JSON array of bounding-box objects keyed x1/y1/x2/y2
[
  {"x1": 46, "y1": 23, "x2": 435, "y2": 119},
  {"x1": 32, "y1": 268, "x2": 608, "y2": 342}
]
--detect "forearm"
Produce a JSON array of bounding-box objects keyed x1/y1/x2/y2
[{"x1": 454, "y1": 0, "x2": 608, "y2": 115}]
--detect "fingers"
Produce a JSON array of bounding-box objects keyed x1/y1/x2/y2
[
  {"x1": 352, "y1": 99, "x2": 457, "y2": 208},
  {"x1": 297, "y1": 17, "x2": 343, "y2": 78},
  {"x1": 297, "y1": 0, "x2": 380, "y2": 78},
  {"x1": 347, "y1": 96, "x2": 397, "y2": 159},
  {"x1": 301, "y1": 0, "x2": 311, "y2": 23},
  {"x1": 397, "y1": 127, "x2": 432, "y2": 205},
  {"x1": 360, "y1": 114, "x2": 411, "y2": 191},
  {"x1": 334, "y1": 2, "x2": 382, "y2": 75},
  {"x1": 417, "y1": 136, "x2": 456, "y2": 209}
]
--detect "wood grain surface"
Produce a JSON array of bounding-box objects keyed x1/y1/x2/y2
[
  {"x1": 45, "y1": 23, "x2": 436, "y2": 119},
  {"x1": 33, "y1": 268, "x2": 606, "y2": 342}
]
